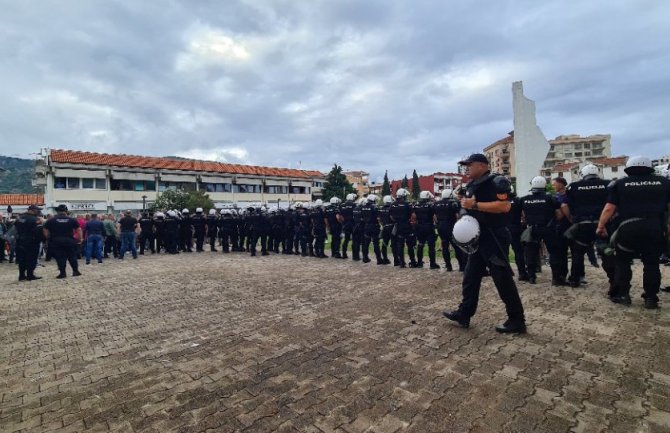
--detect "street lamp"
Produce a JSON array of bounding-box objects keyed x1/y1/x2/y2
[{"x1": 142, "y1": 195, "x2": 147, "y2": 211}]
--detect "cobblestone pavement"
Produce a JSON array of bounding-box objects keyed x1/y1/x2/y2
[{"x1": 1, "y1": 252, "x2": 670, "y2": 433}]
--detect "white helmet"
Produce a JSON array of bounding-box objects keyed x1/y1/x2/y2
[
  {"x1": 441, "y1": 189, "x2": 454, "y2": 199},
  {"x1": 346, "y1": 193, "x2": 356, "y2": 202},
  {"x1": 383, "y1": 195, "x2": 394, "y2": 204},
  {"x1": 294, "y1": 202, "x2": 303, "y2": 209},
  {"x1": 315, "y1": 199, "x2": 324, "y2": 208},
  {"x1": 155, "y1": 212, "x2": 165, "y2": 218},
  {"x1": 209, "y1": 209, "x2": 216, "y2": 215},
  {"x1": 330, "y1": 197, "x2": 341, "y2": 205},
  {"x1": 396, "y1": 188, "x2": 409, "y2": 198},
  {"x1": 419, "y1": 191, "x2": 434, "y2": 201},
  {"x1": 366, "y1": 194, "x2": 378, "y2": 203},
  {"x1": 581, "y1": 164, "x2": 599, "y2": 178},
  {"x1": 452, "y1": 215, "x2": 480, "y2": 254},
  {"x1": 167, "y1": 210, "x2": 177, "y2": 217},
  {"x1": 182, "y1": 208, "x2": 189, "y2": 214},
  {"x1": 260, "y1": 205, "x2": 267, "y2": 212},
  {"x1": 196, "y1": 207, "x2": 203, "y2": 213},
  {"x1": 624, "y1": 156, "x2": 652, "y2": 174},
  {"x1": 530, "y1": 176, "x2": 546, "y2": 190}
]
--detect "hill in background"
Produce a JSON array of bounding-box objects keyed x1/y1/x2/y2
[{"x1": 0, "y1": 156, "x2": 42, "y2": 194}]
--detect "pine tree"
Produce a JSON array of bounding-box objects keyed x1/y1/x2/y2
[
  {"x1": 382, "y1": 171, "x2": 391, "y2": 196},
  {"x1": 322, "y1": 164, "x2": 356, "y2": 202},
  {"x1": 401, "y1": 175, "x2": 409, "y2": 189},
  {"x1": 411, "y1": 169, "x2": 421, "y2": 201}
]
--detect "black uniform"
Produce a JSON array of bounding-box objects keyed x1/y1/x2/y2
[
  {"x1": 248, "y1": 209, "x2": 270, "y2": 256},
  {"x1": 339, "y1": 200, "x2": 356, "y2": 259},
  {"x1": 361, "y1": 201, "x2": 383, "y2": 264},
  {"x1": 508, "y1": 195, "x2": 528, "y2": 280},
  {"x1": 565, "y1": 176, "x2": 613, "y2": 287},
  {"x1": 206, "y1": 213, "x2": 219, "y2": 251},
  {"x1": 44, "y1": 214, "x2": 81, "y2": 277},
  {"x1": 139, "y1": 214, "x2": 155, "y2": 254},
  {"x1": 519, "y1": 191, "x2": 560, "y2": 283},
  {"x1": 325, "y1": 204, "x2": 343, "y2": 258},
  {"x1": 378, "y1": 203, "x2": 395, "y2": 265},
  {"x1": 164, "y1": 214, "x2": 179, "y2": 254},
  {"x1": 192, "y1": 212, "x2": 206, "y2": 252},
  {"x1": 390, "y1": 199, "x2": 417, "y2": 267},
  {"x1": 154, "y1": 215, "x2": 166, "y2": 253},
  {"x1": 270, "y1": 212, "x2": 285, "y2": 253},
  {"x1": 607, "y1": 173, "x2": 670, "y2": 304},
  {"x1": 413, "y1": 200, "x2": 439, "y2": 269},
  {"x1": 310, "y1": 207, "x2": 328, "y2": 258},
  {"x1": 15, "y1": 212, "x2": 41, "y2": 280},
  {"x1": 435, "y1": 197, "x2": 466, "y2": 271},
  {"x1": 283, "y1": 209, "x2": 296, "y2": 254},
  {"x1": 351, "y1": 204, "x2": 364, "y2": 261},
  {"x1": 178, "y1": 214, "x2": 193, "y2": 252},
  {"x1": 454, "y1": 173, "x2": 525, "y2": 327},
  {"x1": 297, "y1": 209, "x2": 312, "y2": 256}
]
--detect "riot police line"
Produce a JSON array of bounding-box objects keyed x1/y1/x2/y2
[{"x1": 9, "y1": 154, "x2": 670, "y2": 332}]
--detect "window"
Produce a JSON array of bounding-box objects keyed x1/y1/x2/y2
[
  {"x1": 158, "y1": 181, "x2": 194, "y2": 192},
  {"x1": 204, "y1": 183, "x2": 232, "y2": 193},
  {"x1": 265, "y1": 185, "x2": 288, "y2": 194},
  {"x1": 575, "y1": 152, "x2": 582, "y2": 157},
  {"x1": 584, "y1": 143, "x2": 591, "y2": 149},
  {"x1": 558, "y1": 172, "x2": 563, "y2": 177},
  {"x1": 81, "y1": 178, "x2": 94, "y2": 189},
  {"x1": 111, "y1": 180, "x2": 133, "y2": 191},
  {"x1": 574, "y1": 144, "x2": 582, "y2": 150},
  {"x1": 290, "y1": 186, "x2": 307, "y2": 194},
  {"x1": 67, "y1": 178, "x2": 80, "y2": 189},
  {"x1": 611, "y1": 167, "x2": 618, "y2": 173},
  {"x1": 55, "y1": 177, "x2": 67, "y2": 189},
  {"x1": 96, "y1": 178, "x2": 106, "y2": 189}
]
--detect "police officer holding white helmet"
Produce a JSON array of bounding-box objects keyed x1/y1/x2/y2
[
  {"x1": 597, "y1": 156, "x2": 670, "y2": 308},
  {"x1": 443, "y1": 153, "x2": 526, "y2": 333}
]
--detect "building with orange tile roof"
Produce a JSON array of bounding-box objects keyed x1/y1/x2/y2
[
  {"x1": 0, "y1": 194, "x2": 44, "y2": 214},
  {"x1": 33, "y1": 149, "x2": 325, "y2": 212}
]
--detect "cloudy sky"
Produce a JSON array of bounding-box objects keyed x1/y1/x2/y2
[{"x1": 1, "y1": 0, "x2": 668, "y2": 181}]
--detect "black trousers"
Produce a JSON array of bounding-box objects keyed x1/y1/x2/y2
[
  {"x1": 341, "y1": 222, "x2": 352, "y2": 257},
  {"x1": 330, "y1": 226, "x2": 342, "y2": 257},
  {"x1": 250, "y1": 230, "x2": 268, "y2": 255},
  {"x1": 179, "y1": 231, "x2": 192, "y2": 252},
  {"x1": 362, "y1": 223, "x2": 382, "y2": 261},
  {"x1": 380, "y1": 224, "x2": 395, "y2": 263},
  {"x1": 351, "y1": 223, "x2": 363, "y2": 260},
  {"x1": 139, "y1": 231, "x2": 155, "y2": 254},
  {"x1": 194, "y1": 230, "x2": 205, "y2": 251},
  {"x1": 524, "y1": 226, "x2": 562, "y2": 281},
  {"x1": 284, "y1": 227, "x2": 295, "y2": 253},
  {"x1": 313, "y1": 226, "x2": 327, "y2": 256},
  {"x1": 0, "y1": 238, "x2": 5, "y2": 262},
  {"x1": 16, "y1": 241, "x2": 39, "y2": 277},
  {"x1": 415, "y1": 223, "x2": 437, "y2": 265},
  {"x1": 393, "y1": 225, "x2": 416, "y2": 266},
  {"x1": 104, "y1": 235, "x2": 118, "y2": 257},
  {"x1": 612, "y1": 220, "x2": 664, "y2": 300},
  {"x1": 208, "y1": 231, "x2": 218, "y2": 251},
  {"x1": 568, "y1": 222, "x2": 599, "y2": 284},
  {"x1": 509, "y1": 225, "x2": 527, "y2": 278},
  {"x1": 458, "y1": 227, "x2": 525, "y2": 322},
  {"x1": 50, "y1": 238, "x2": 79, "y2": 273}
]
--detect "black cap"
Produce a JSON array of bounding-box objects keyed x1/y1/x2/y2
[
  {"x1": 458, "y1": 153, "x2": 489, "y2": 165},
  {"x1": 56, "y1": 204, "x2": 68, "y2": 212},
  {"x1": 28, "y1": 204, "x2": 42, "y2": 212}
]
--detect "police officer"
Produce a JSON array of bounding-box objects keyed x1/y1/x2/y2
[
  {"x1": 564, "y1": 164, "x2": 614, "y2": 288},
  {"x1": 295, "y1": 203, "x2": 311, "y2": 256},
  {"x1": 597, "y1": 156, "x2": 670, "y2": 308},
  {"x1": 284, "y1": 206, "x2": 296, "y2": 254},
  {"x1": 519, "y1": 176, "x2": 562, "y2": 285},
  {"x1": 164, "y1": 210, "x2": 180, "y2": 254},
  {"x1": 351, "y1": 198, "x2": 365, "y2": 261},
  {"x1": 507, "y1": 186, "x2": 528, "y2": 281},
  {"x1": 192, "y1": 208, "x2": 207, "y2": 252},
  {"x1": 154, "y1": 212, "x2": 166, "y2": 253},
  {"x1": 216, "y1": 209, "x2": 234, "y2": 252},
  {"x1": 378, "y1": 195, "x2": 395, "y2": 265},
  {"x1": 443, "y1": 153, "x2": 526, "y2": 333},
  {"x1": 339, "y1": 194, "x2": 357, "y2": 259},
  {"x1": 551, "y1": 177, "x2": 571, "y2": 285},
  {"x1": 269, "y1": 208, "x2": 285, "y2": 253},
  {"x1": 15, "y1": 204, "x2": 43, "y2": 281},
  {"x1": 390, "y1": 188, "x2": 418, "y2": 268},
  {"x1": 360, "y1": 194, "x2": 384, "y2": 264},
  {"x1": 139, "y1": 212, "x2": 155, "y2": 255},
  {"x1": 310, "y1": 200, "x2": 328, "y2": 258},
  {"x1": 44, "y1": 204, "x2": 82, "y2": 279},
  {"x1": 413, "y1": 191, "x2": 440, "y2": 269},
  {"x1": 206, "y1": 209, "x2": 219, "y2": 252},
  {"x1": 435, "y1": 189, "x2": 465, "y2": 272},
  {"x1": 325, "y1": 197, "x2": 343, "y2": 259},
  {"x1": 179, "y1": 209, "x2": 193, "y2": 252}
]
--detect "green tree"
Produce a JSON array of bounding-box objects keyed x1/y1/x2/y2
[
  {"x1": 401, "y1": 175, "x2": 409, "y2": 189},
  {"x1": 322, "y1": 164, "x2": 356, "y2": 202},
  {"x1": 381, "y1": 170, "x2": 391, "y2": 196},
  {"x1": 411, "y1": 169, "x2": 421, "y2": 201},
  {"x1": 151, "y1": 189, "x2": 214, "y2": 213}
]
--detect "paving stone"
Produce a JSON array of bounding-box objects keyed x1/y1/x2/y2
[{"x1": 0, "y1": 253, "x2": 668, "y2": 432}]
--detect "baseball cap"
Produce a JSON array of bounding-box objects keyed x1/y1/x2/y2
[
  {"x1": 28, "y1": 204, "x2": 42, "y2": 212},
  {"x1": 458, "y1": 153, "x2": 489, "y2": 165}
]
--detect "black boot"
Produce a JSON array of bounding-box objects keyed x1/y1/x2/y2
[
  {"x1": 57, "y1": 271, "x2": 66, "y2": 279},
  {"x1": 72, "y1": 269, "x2": 82, "y2": 277}
]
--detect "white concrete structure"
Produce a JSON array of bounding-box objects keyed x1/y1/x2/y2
[
  {"x1": 512, "y1": 81, "x2": 550, "y2": 195},
  {"x1": 32, "y1": 149, "x2": 324, "y2": 213},
  {"x1": 550, "y1": 156, "x2": 628, "y2": 183}
]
